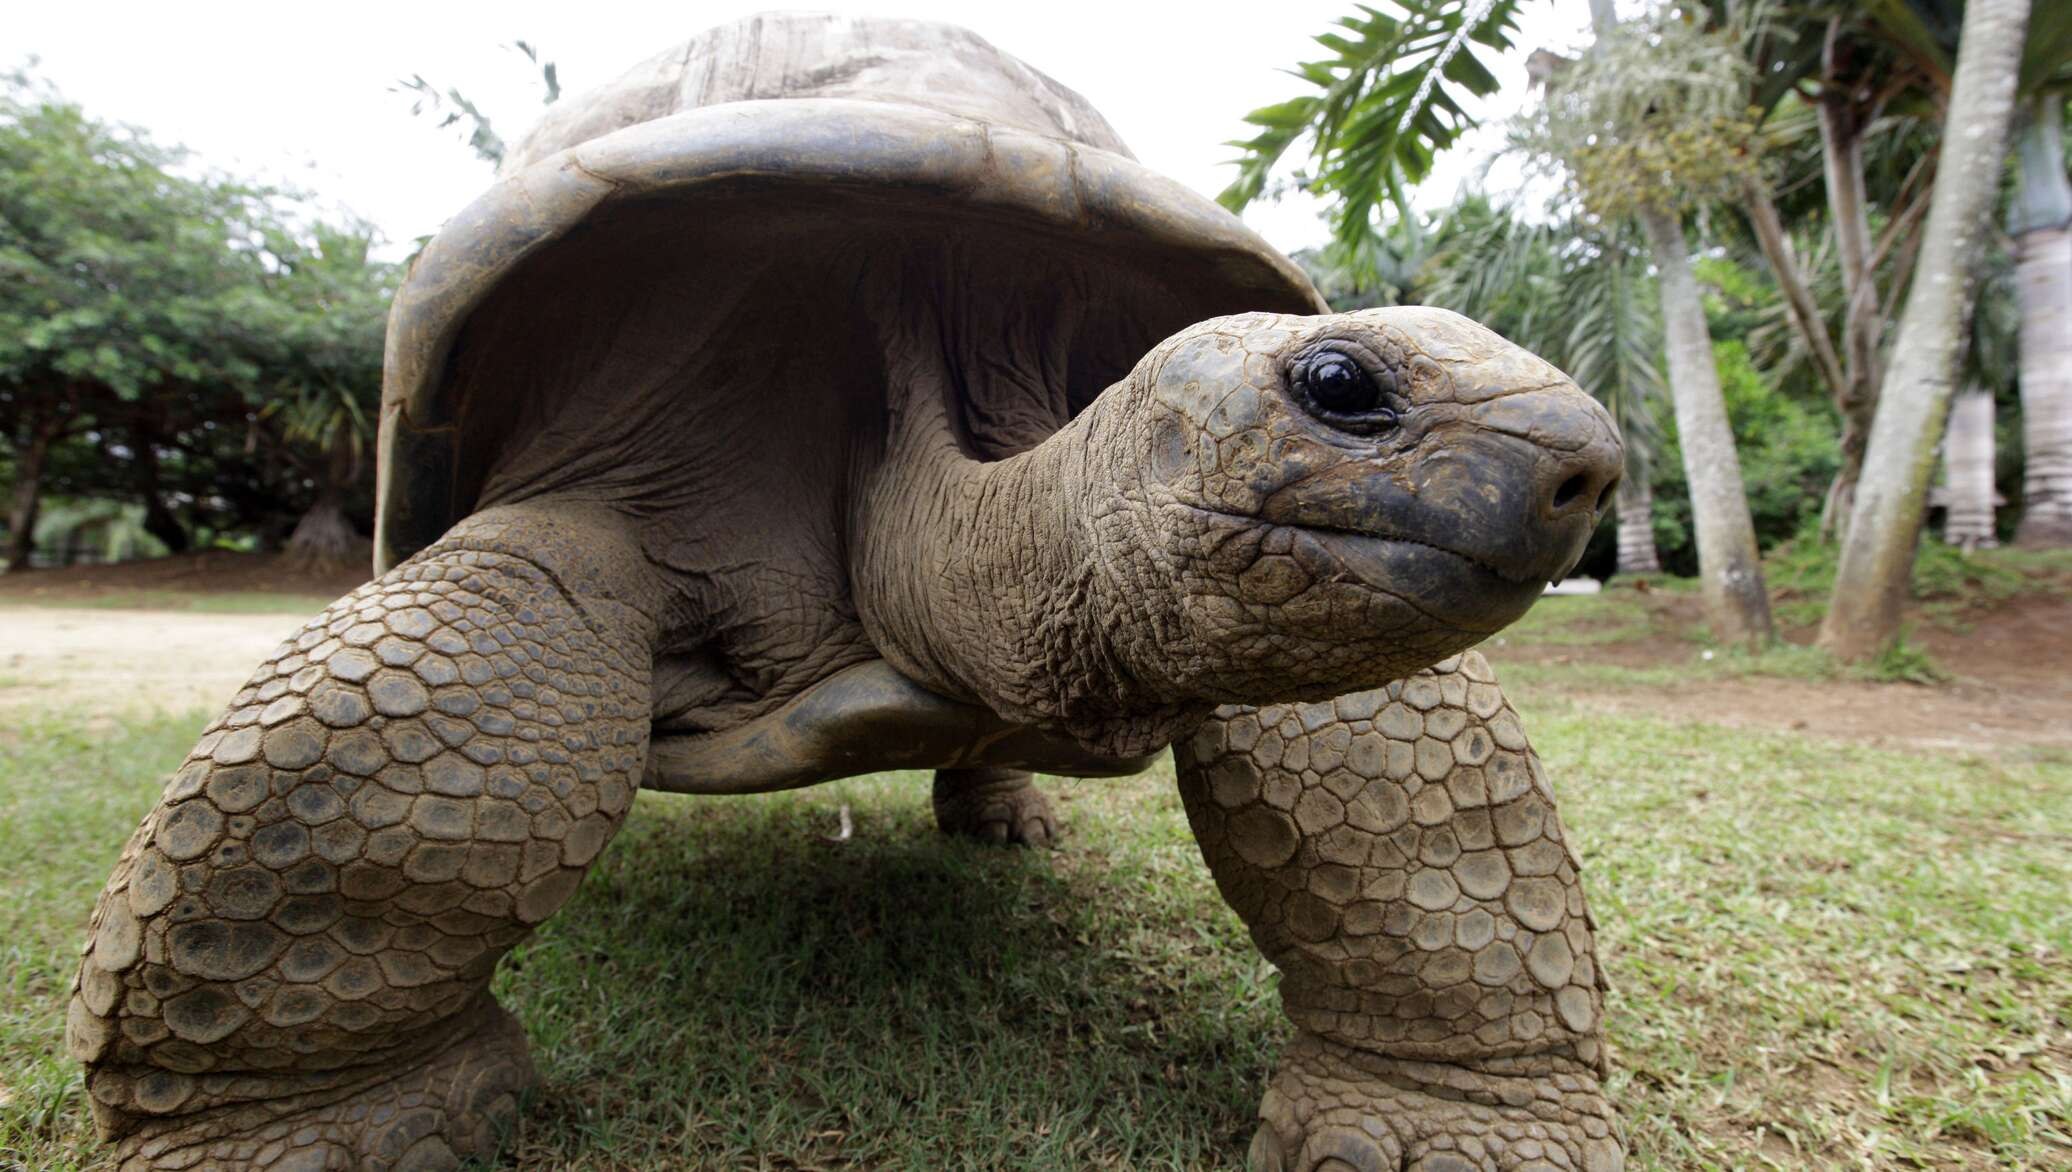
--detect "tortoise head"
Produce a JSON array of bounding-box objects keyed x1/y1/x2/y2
[{"x1": 1084, "y1": 306, "x2": 1622, "y2": 705}]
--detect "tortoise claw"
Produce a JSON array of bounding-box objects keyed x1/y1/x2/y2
[
  {"x1": 1302, "y1": 1126, "x2": 1394, "y2": 1172},
  {"x1": 1249, "y1": 1122, "x2": 1289, "y2": 1172},
  {"x1": 1253, "y1": 1033, "x2": 1623, "y2": 1172}
]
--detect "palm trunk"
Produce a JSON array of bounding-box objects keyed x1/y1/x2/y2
[
  {"x1": 1614, "y1": 476, "x2": 1662, "y2": 575},
  {"x1": 1820, "y1": 0, "x2": 2030, "y2": 660},
  {"x1": 2011, "y1": 96, "x2": 2072, "y2": 546},
  {"x1": 1639, "y1": 205, "x2": 1775, "y2": 645},
  {"x1": 1941, "y1": 388, "x2": 1999, "y2": 550},
  {"x1": 5, "y1": 412, "x2": 59, "y2": 572}
]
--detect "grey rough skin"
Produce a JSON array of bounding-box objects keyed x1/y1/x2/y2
[{"x1": 71, "y1": 13, "x2": 1628, "y2": 1170}]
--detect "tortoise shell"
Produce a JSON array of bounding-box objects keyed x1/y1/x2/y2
[{"x1": 374, "y1": 12, "x2": 1322, "y2": 571}]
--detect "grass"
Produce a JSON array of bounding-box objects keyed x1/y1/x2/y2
[
  {"x1": 3, "y1": 684, "x2": 2067, "y2": 1169},
  {"x1": 1495, "y1": 589, "x2": 1698, "y2": 650},
  {"x1": 0, "y1": 590, "x2": 335, "y2": 615}
]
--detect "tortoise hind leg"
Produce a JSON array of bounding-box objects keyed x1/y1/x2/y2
[
  {"x1": 932, "y1": 767, "x2": 1058, "y2": 847},
  {"x1": 69, "y1": 532, "x2": 653, "y2": 1170},
  {"x1": 1175, "y1": 652, "x2": 1623, "y2": 1172}
]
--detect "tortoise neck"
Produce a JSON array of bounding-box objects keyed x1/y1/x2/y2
[{"x1": 853, "y1": 374, "x2": 1207, "y2": 758}]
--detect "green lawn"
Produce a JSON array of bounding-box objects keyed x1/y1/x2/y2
[{"x1": 2, "y1": 671, "x2": 2067, "y2": 1167}]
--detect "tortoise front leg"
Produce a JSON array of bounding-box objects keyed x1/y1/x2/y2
[
  {"x1": 1176, "y1": 652, "x2": 1623, "y2": 1172},
  {"x1": 68, "y1": 526, "x2": 654, "y2": 1170},
  {"x1": 932, "y1": 767, "x2": 1057, "y2": 846}
]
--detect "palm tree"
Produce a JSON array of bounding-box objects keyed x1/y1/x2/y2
[
  {"x1": 1721, "y1": 2, "x2": 2071, "y2": 545},
  {"x1": 1821, "y1": 0, "x2": 2031, "y2": 659},
  {"x1": 2010, "y1": 95, "x2": 2072, "y2": 544},
  {"x1": 252, "y1": 222, "x2": 395, "y2": 567},
  {"x1": 1565, "y1": 235, "x2": 1667, "y2": 576},
  {"x1": 1945, "y1": 243, "x2": 2022, "y2": 548},
  {"x1": 1291, "y1": 214, "x2": 1438, "y2": 310},
  {"x1": 1525, "y1": 7, "x2": 1776, "y2": 641}
]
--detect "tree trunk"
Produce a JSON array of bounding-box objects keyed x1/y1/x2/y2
[
  {"x1": 1614, "y1": 476, "x2": 1662, "y2": 575},
  {"x1": 1820, "y1": 0, "x2": 2030, "y2": 661},
  {"x1": 1745, "y1": 172, "x2": 1873, "y2": 535},
  {"x1": 1815, "y1": 22, "x2": 1887, "y2": 540},
  {"x1": 1941, "y1": 388, "x2": 1999, "y2": 550},
  {"x1": 285, "y1": 490, "x2": 357, "y2": 567},
  {"x1": 1639, "y1": 205, "x2": 1775, "y2": 645},
  {"x1": 126, "y1": 420, "x2": 190, "y2": 555},
  {"x1": 2011, "y1": 96, "x2": 2072, "y2": 546},
  {"x1": 5, "y1": 414, "x2": 59, "y2": 573},
  {"x1": 1742, "y1": 177, "x2": 1849, "y2": 409},
  {"x1": 284, "y1": 431, "x2": 362, "y2": 569}
]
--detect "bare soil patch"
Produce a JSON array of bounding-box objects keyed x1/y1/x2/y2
[
  {"x1": 0, "y1": 553, "x2": 365, "y2": 722},
  {"x1": 1569, "y1": 671, "x2": 2072, "y2": 751},
  {"x1": 0, "y1": 607, "x2": 311, "y2": 720}
]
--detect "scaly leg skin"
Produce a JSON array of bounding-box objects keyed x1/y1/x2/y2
[
  {"x1": 931, "y1": 766, "x2": 1057, "y2": 847},
  {"x1": 66, "y1": 515, "x2": 655, "y2": 1170},
  {"x1": 1176, "y1": 651, "x2": 1623, "y2": 1172}
]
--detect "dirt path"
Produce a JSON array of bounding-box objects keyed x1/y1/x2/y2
[
  {"x1": 0, "y1": 606, "x2": 313, "y2": 720},
  {"x1": 1559, "y1": 674, "x2": 2072, "y2": 751}
]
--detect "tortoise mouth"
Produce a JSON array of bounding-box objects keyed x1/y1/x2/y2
[
  {"x1": 1179, "y1": 504, "x2": 1548, "y2": 633},
  {"x1": 1289, "y1": 521, "x2": 1511, "y2": 583},
  {"x1": 1185, "y1": 502, "x2": 1540, "y2": 585},
  {"x1": 1284, "y1": 525, "x2": 1549, "y2": 637},
  {"x1": 1284, "y1": 525, "x2": 1545, "y2": 634}
]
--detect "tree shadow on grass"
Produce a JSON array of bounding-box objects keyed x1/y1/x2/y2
[{"x1": 498, "y1": 785, "x2": 1281, "y2": 1168}]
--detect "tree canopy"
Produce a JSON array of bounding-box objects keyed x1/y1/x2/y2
[{"x1": 0, "y1": 70, "x2": 395, "y2": 569}]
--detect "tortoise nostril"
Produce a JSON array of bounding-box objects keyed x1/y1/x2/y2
[
  {"x1": 1552, "y1": 472, "x2": 1590, "y2": 511},
  {"x1": 1595, "y1": 475, "x2": 1620, "y2": 514}
]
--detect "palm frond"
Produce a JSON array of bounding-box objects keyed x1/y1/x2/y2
[{"x1": 1221, "y1": 0, "x2": 1525, "y2": 250}]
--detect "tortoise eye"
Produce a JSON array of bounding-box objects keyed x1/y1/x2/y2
[{"x1": 1293, "y1": 348, "x2": 1399, "y2": 431}]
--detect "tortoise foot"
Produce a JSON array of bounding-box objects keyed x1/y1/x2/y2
[
  {"x1": 1248, "y1": 1034, "x2": 1623, "y2": 1172},
  {"x1": 111, "y1": 997, "x2": 535, "y2": 1172},
  {"x1": 932, "y1": 767, "x2": 1058, "y2": 847}
]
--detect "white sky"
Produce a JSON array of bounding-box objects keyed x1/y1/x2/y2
[{"x1": 11, "y1": 1, "x2": 1598, "y2": 260}]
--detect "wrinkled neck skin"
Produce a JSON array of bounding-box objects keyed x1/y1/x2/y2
[{"x1": 854, "y1": 355, "x2": 1198, "y2": 758}]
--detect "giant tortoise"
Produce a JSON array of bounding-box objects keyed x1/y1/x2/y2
[{"x1": 71, "y1": 13, "x2": 1626, "y2": 1170}]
